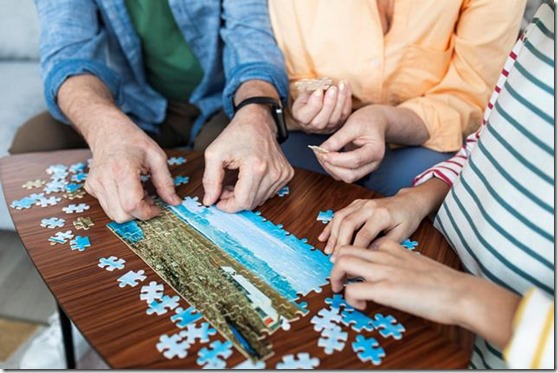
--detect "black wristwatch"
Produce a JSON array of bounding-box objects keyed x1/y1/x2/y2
[{"x1": 233, "y1": 96, "x2": 289, "y2": 144}]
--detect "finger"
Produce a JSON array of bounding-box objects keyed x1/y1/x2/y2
[
  {"x1": 116, "y1": 168, "x2": 160, "y2": 220},
  {"x1": 330, "y1": 254, "x2": 379, "y2": 293},
  {"x1": 293, "y1": 89, "x2": 324, "y2": 125},
  {"x1": 216, "y1": 164, "x2": 259, "y2": 212},
  {"x1": 310, "y1": 86, "x2": 338, "y2": 130},
  {"x1": 324, "y1": 202, "x2": 361, "y2": 254},
  {"x1": 319, "y1": 120, "x2": 358, "y2": 152},
  {"x1": 336, "y1": 245, "x2": 399, "y2": 266},
  {"x1": 148, "y1": 153, "x2": 181, "y2": 206},
  {"x1": 353, "y1": 220, "x2": 388, "y2": 249},
  {"x1": 318, "y1": 221, "x2": 332, "y2": 242},
  {"x1": 382, "y1": 224, "x2": 413, "y2": 244},
  {"x1": 328, "y1": 82, "x2": 348, "y2": 126},
  {"x1": 344, "y1": 281, "x2": 391, "y2": 310},
  {"x1": 330, "y1": 211, "x2": 370, "y2": 260},
  {"x1": 100, "y1": 178, "x2": 133, "y2": 223},
  {"x1": 340, "y1": 81, "x2": 353, "y2": 121},
  {"x1": 322, "y1": 144, "x2": 378, "y2": 169},
  {"x1": 202, "y1": 150, "x2": 225, "y2": 206}
]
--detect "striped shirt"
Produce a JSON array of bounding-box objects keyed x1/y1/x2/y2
[{"x1": 414, "y1": 4, "x2": 554, "y2": 369}]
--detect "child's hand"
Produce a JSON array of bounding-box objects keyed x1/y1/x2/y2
[
  {"x1": 318, "y1": 191, "x2": 425, "y2": 261},
  {"x1": 291, "y1": 81, "x2": 352, "y2": 134}
]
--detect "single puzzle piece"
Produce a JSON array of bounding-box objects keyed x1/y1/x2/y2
[
  {"x1": 171, "y1": 306, "x2": 202, "y2": 328},
  {"x1": 70, "y1": 235, "x2": 91, "y2": 251},
  {"x1": 36, "y1": 196, "x2": 61, "y2": 207},
  {"x1": 63, "y1": 203, "x2": 90, "y2": 214},
  {"x1": 147, "y1": 295, "x2": 180, "y2": 316},
  {"x1": 140, "y1": 281, "x2": 164, "y2": 304},
  {"x1": 63, "y1": 190, "x2": 86, "y2": 200},
  {"x1": 48, "y1": 230, "x2": 74, "y2": 245},
  {"x1": 73, "y1": 216, "x2": 94, "y2": 230},
  {"x1": 277, "y1": 185, "x2": 289, "y2": 197},
  {"x1": 41, "y1": 217, "x2": 65, "y2": 229},
  {"x1": 71, "y1": 172, "x2": 88, "y2": 182},
  {"x1": 325, "y1": 294, "x2": 354, "y2": 311},
  {"x1": 156, "y1": 333, "x2": 190, "y2": 359},
  {"x1": 294, "y1": 77, "x2": 333, "y2": 91},
  {"x1": 179, "y1": 322, "x2": 217, "y2": 344},
  {"x1": 65, "y1": 183, "x2": 82, "y2": 193},
  {"x1": 140, "y1": 174, "x2": 151, "y2": 182},
  {"x1": 117, "y1": 269, "x2": 147, "y2": 288},
  {"x1": 98, "y1": 256, "x2": 126, "y2": 271},
  {"x1": 276, "y1": 353, "x2": 320, "y2": 369},
  {"x1": 69, "y1": 162, "x2": 86, "y2": 174},
  {"x1": 10, "y1": 197, "x2": 37, "y2": 210},
  {"x1": 197, "y1": 340, "x2": 233, "y2": 367},
  {"x1": 174, "y1": 176, "x2": 190, "y2": 186},
  {"x1": 46, "y1": 164, "x2": 68, "y2": 175},
  {"x1": 28, "y1": 193, "x2": 45, "y2": 200},
  {"x1": 43, "y1": 180, "x2": 67, "y2": 194},
  {"x1": 22, "y1": 179, "x2": 45, "y2": 189},
  {"x1": 168, "y1": 156, "x2": 187, "y2": 166},
  {"x1": 352, "y1": 335, "x2": 385, "y2": 366},
  {"x1": 317, "y1": 209, "x2": 334, "y2": 224},
  {"x1": 202, "y1": 358, "x2": 227, "y2": 369},
  {"x1": 310, "y1": 307, "x2": 342, "y2": 332},
  {"x1": 232, "y1": 359, "x2": 266, "y2": 369},
  {"x1": 340, "y1": 308, "x2": 374, "y2": 332},
  {"x1": 318, "y1": 325, "x2": 348, "y2": 354},
  {"x1": 372, "y1": 313, "x2": 406, "y2": 340},
  {"x1": 401, "y1": 238, "x2": 419, "y2": 250}
]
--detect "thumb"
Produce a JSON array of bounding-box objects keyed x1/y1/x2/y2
[
  {"x1": 202, "y1": 152, "x2": 225, "y2": 206},
  {"x1": 292, "y1": 89, "x2": 323, "y2": 124},
  {"x1": 320, "y1": 122, "x2": 356, "y2": 152}
]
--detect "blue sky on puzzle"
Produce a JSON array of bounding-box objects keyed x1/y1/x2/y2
[{"x1": 169, "y1": 197, "x2": 332, "y2": 301}]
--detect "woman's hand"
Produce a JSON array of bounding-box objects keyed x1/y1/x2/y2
[
  {"x1": 291, "y1": 81, "x2": 352, "y2": 134},
  {"x1": 319, "y1": 178, "x2": 451, "y2": 260},
  {"x1": 331, "y1": 241, "x2": 521, "y2": 349}
]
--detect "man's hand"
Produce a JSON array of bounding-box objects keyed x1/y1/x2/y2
[
  {"x1": 291, "y1": 81, "x2": 352, "y2": 134},
  {"x1": 202, "y1": 104, "x2": 294, "y2": 212},
  {"x1": 58, "y1": 75, "x2": 181, "y2": 223}
]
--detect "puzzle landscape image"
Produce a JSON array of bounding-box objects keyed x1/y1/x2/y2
[{"x1": 108, "y1": 196, "x2": 333, "y2": 359}]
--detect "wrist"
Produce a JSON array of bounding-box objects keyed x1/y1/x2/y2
[{"x1": 232, "y1": 104, "x2": 277, "y2": 137}]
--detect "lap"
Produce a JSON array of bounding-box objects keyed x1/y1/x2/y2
[{"x1": 281, "y1": 131, "x2": 453, "y2": 196}]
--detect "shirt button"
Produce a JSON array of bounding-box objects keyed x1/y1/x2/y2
[{"x1": 371, "y1": 58, "x2": 381, "y2": 68}]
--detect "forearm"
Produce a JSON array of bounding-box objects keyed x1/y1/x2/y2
[
  {"x1": 233, "y1": 80, "x2": 279, "y2": 135},
  {"x1": 375, "y1": 105, "x2": 430, "y2": 145},
  {"x1": 57, "y1": 75, "x2": 136, "y2": 151},
  {"x1": 396, "y1": 178, "x2": 450, "y2": 219}
]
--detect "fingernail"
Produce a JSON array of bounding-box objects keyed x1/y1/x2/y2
[
  {"x1": 324, "y1": 242, "x2": 332, "y2": 254},
  {"x1": 327, "y1": 87, "x2": 337, "y2": 97},
  {"x1": 203, "y1": 194, "x2": 211, "y2": 206},
  {"x1": 339, "y1": 81, "x2": 345, "y2": 92},
  {"x1": 312, "y1": 89, "x2": 323, "y2": 99},
  {"x1": 330, "y1": 254, "x2": 336, "y2": 263},
  {"x1": 322, "y1": 154, "x2": 329, "y2": 162}
]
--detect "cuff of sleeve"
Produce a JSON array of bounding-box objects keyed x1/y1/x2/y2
[
  {"x1": 44, "y1": 59, "x2": 122, "y2": 123},
  {"x1": 223, "y1": 62, "x2": 289, "y2": 118},
  {"x1": 503, "y1": 288, "x2": 554, "y2": 369},
  {"x1": 398, "y1": 99, "x2": 464, "y2": 153}
]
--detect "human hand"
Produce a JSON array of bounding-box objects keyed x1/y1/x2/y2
[
  {"x1": 315, "y1": 105, "x2": 388, "y2": 183},
  {"x1": 291, "y1": 81, "x2": 352, "y2": 134},
  {"x1": 85, "y1": 117, "x2": 181, "y2": 223},
  {"x1": 202, "y1": 105, "x2": 294, "y2": 212},
  {"x1": 319, "y1": 190, "x2": 427, "y2": 260}
]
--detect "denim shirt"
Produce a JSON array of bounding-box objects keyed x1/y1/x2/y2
[{"x1": 34, "y1": 0, "x2": 289, "y2": 140}]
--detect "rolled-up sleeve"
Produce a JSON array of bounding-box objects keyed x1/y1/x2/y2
[
  {"x1": 35, "y1": 0, "x2": 123, "y2": 123},
  {"x1": 220, "y1": 0, "x2": 289, "y2": 117},
  {"x1": 399, "y1": 0, "x2": 525, "y2": 152}
]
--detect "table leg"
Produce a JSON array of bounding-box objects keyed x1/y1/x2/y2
[{"x1": 57, "y1": 304, "x2": 76, "y2": 369}]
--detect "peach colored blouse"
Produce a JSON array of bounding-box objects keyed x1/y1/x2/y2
[{"x1": 269, "y1": 0, "x2": 526, "y2": 152}]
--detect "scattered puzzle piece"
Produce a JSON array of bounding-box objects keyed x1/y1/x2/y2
[
  {"x1": 69, "y1": 162, "x2": 86, "y2": 174},
  {"x1": 171, "y1": 306, "x2": 202, "y2": 328},
  {"x1": 73, "y1": 217, "x2": 94, "y2": 230},
  {"x1": 98, "y1": 256, "x2": 126, "y2": 271},
  {"x1": 71, "y1": 172, "x2": 88, "y2": 182},
  {"x1": 36, "y1": 196, "x2": 61, "y2": 207},
  {"x1": 140, "y1": 281, "x2": 164, "y2": 304},
  {"x1": 372, "y1": 313, "x2": 406, "y2": 340},
  {"x1": 140, "y1": 174, "x2": 151, "y2": 182},
  {"x1": 317, "y1": 210, "x2": 334, "y2": 224},
  {"x1": 117, "y1": 270, "x2": 147, "y2": 288},
  {"x1": 174, "y1": 176, "x2": 190, "y2": 186},
  {"x1": 70, "y1": 235, "x2": 91, "y2": 251},
  {"x1": 340, "y1": 308, "x2": 374, "y2": 332},
  {"x1": 318, "y1": 325, "x2": 348, "y2": 354},
  {"x1": 10, "y1": 197, "x2": 36, "y2": 210},
  {"x1": 202, "y1": 357, "x2": 227, "y2": 369},
  {"x1": 22, "y1": 179, "x2": 45, "y2": 189},
  {"x1": 401, "y1": 239, "x2": 418, "y2": 250},
  {"x1": 46, "y1": 164, "x2": 68, "y2": 175},
  {"x1": 325, "y1": 294, "x2": 354, "y2": 311},
  {"x1": 48, "y1": 230, "x2": 74, "y2": 245},
  {"x1": 232, "y1": 359, "x2": 266, "y2": 369},
  {"x1": 179, "y1": 322, "x2": 217, "y2": 344},
  {"x1": 63, "y1": 190, "x2": 85, "y2": 200},
  {"x1": 147, "y1": 295, "x2": 180, "y2": 316},
  {"x1": 41, "y1": 217, "x2": 65, "y2": 229},
  {"x1": 308, "y1": 145, "x2": 330, "y2": 154},
  {"x1": 310, "y1": 307, "x2": 342, "y2": 332},
  {"x1": 63, "y1": 203, "x2": 90, "y2": 214},
  {"x1": 277, "y1": 185, "x2": 289, "y2": 197},
  {"x1": 352, "y1": 335, "x2": 385, "y2": 366},
  {"x1": 156, "y1": 333, "x2": 190, "y2": 359},
  {"x1": 276, "y1": 353, "x2": 320, "y2": 369},
  {"x1": 168, "y1": 156, "x2": 186, "y2": 166},
  {"x1": 65, "y1": 183, "x2": 82, "y2": 193},
  {"x1": 197, "y1": 340, "x2": 233, "y2": 368}
]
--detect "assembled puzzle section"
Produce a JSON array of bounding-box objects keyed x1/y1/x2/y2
[{"x1": 108, "y1": 196, "x2": 333, "y2": 360}]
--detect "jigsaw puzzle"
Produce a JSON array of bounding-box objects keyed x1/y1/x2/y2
[
  {"x1": 70, "y1": 235, "x2": 91, "y2": 251},
  {"x1": 276, "y1": 353, "x2": 320, "y2": 369},
  {"x1": 294, "y1": 77, "x2": 332, "y2": 91},
  {"x1": 197, "y1": 340, "x2": 233, "y2": 368},
  {"x1": 73, "y1": 217, "x2": 94, "y2": 230},
  {"x1": 179, "y1": 322, "x2": 217, "y2": 344},
  {"x1": 318, "y1": 325, "x2": 348, "y2": 354},
  {"x1": 48, "y1": 230, "x2": 74, "y2": 245},
  {"x1": 117, "y1": 270, "x2": 147, "y2": 288},
  {"x1": 310, "y1": 307, "x2": 342, "y2": 332},
  {"x1": 340, "y1": 308, "x2": 375, "y2": 332},
  {"x1": 146, "y1": 295, "x2": 180, "y2": 316},
  {"x1": 174, "y1": 176, "x2": 190, "y2": 186},
  {"x1": 63, "y1": 203, "x2": 90, "y2": 214},
  {"x1": 108, "y1": 196, "x2": 333, "y2": 360},
  {"x1": 317, "y1": 210, "x2": 334, "y2": 224},
  {"x1": 352, "y1": 335, "x2": 385, "y2": 366},
  {"x1": 372, "y1": 313, "x2": 406, "y2": 340},
  {"x1": 41, "y1": 217, "x2": 65, "y2": 229},
  {"x1": 98, "y1": 256, "x2": 126, "y2": 271},
  {"x1": 156, "y1": 333, "x2": 191, "y2": 359},
  {"x1": 401, "y1": 239, "x2": 418, "y2": 250},
  {"x1": 277, "y1": 185, "x2": 289, "y2": 197},
  {"x1": 140, "y1": 281, "x2": 164, "y2": 303},
  {"x1": 168, "y1": 156, "x2": 187, "y2": 166},
  {"x1": 171, "y1": 306, "x2": 202, "y2": 328}
]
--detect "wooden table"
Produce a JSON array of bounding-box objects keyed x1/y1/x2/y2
[{"x1": 0, "y1": 149, "x2": 473, "y2": 369}]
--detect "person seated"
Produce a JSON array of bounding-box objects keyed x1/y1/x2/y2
[
  {"x1": 319, "y1": 3, "x2": 554, "y2": 368},
  {"x1": 11, "y1": 0, "x2": 294, "y2": 222},
  {"x1": 269, "y1": 0, "x2": 526, "y2": 196}
]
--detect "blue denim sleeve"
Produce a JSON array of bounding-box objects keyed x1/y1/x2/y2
[
  {"x1": 220, "y1": 0, "x2": 289, "y2": 117},
  {"x1": 34, "y1": 0, "x2": 123, "y2": 123}
]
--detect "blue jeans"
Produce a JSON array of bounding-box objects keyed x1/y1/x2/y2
[{"x1": 281, "y1": 132, "x2": 453, "y2": 196}]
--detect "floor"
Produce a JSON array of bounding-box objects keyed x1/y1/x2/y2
[{"x1": 0, "y1": 229, "x2": 108, "y2": 368}]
